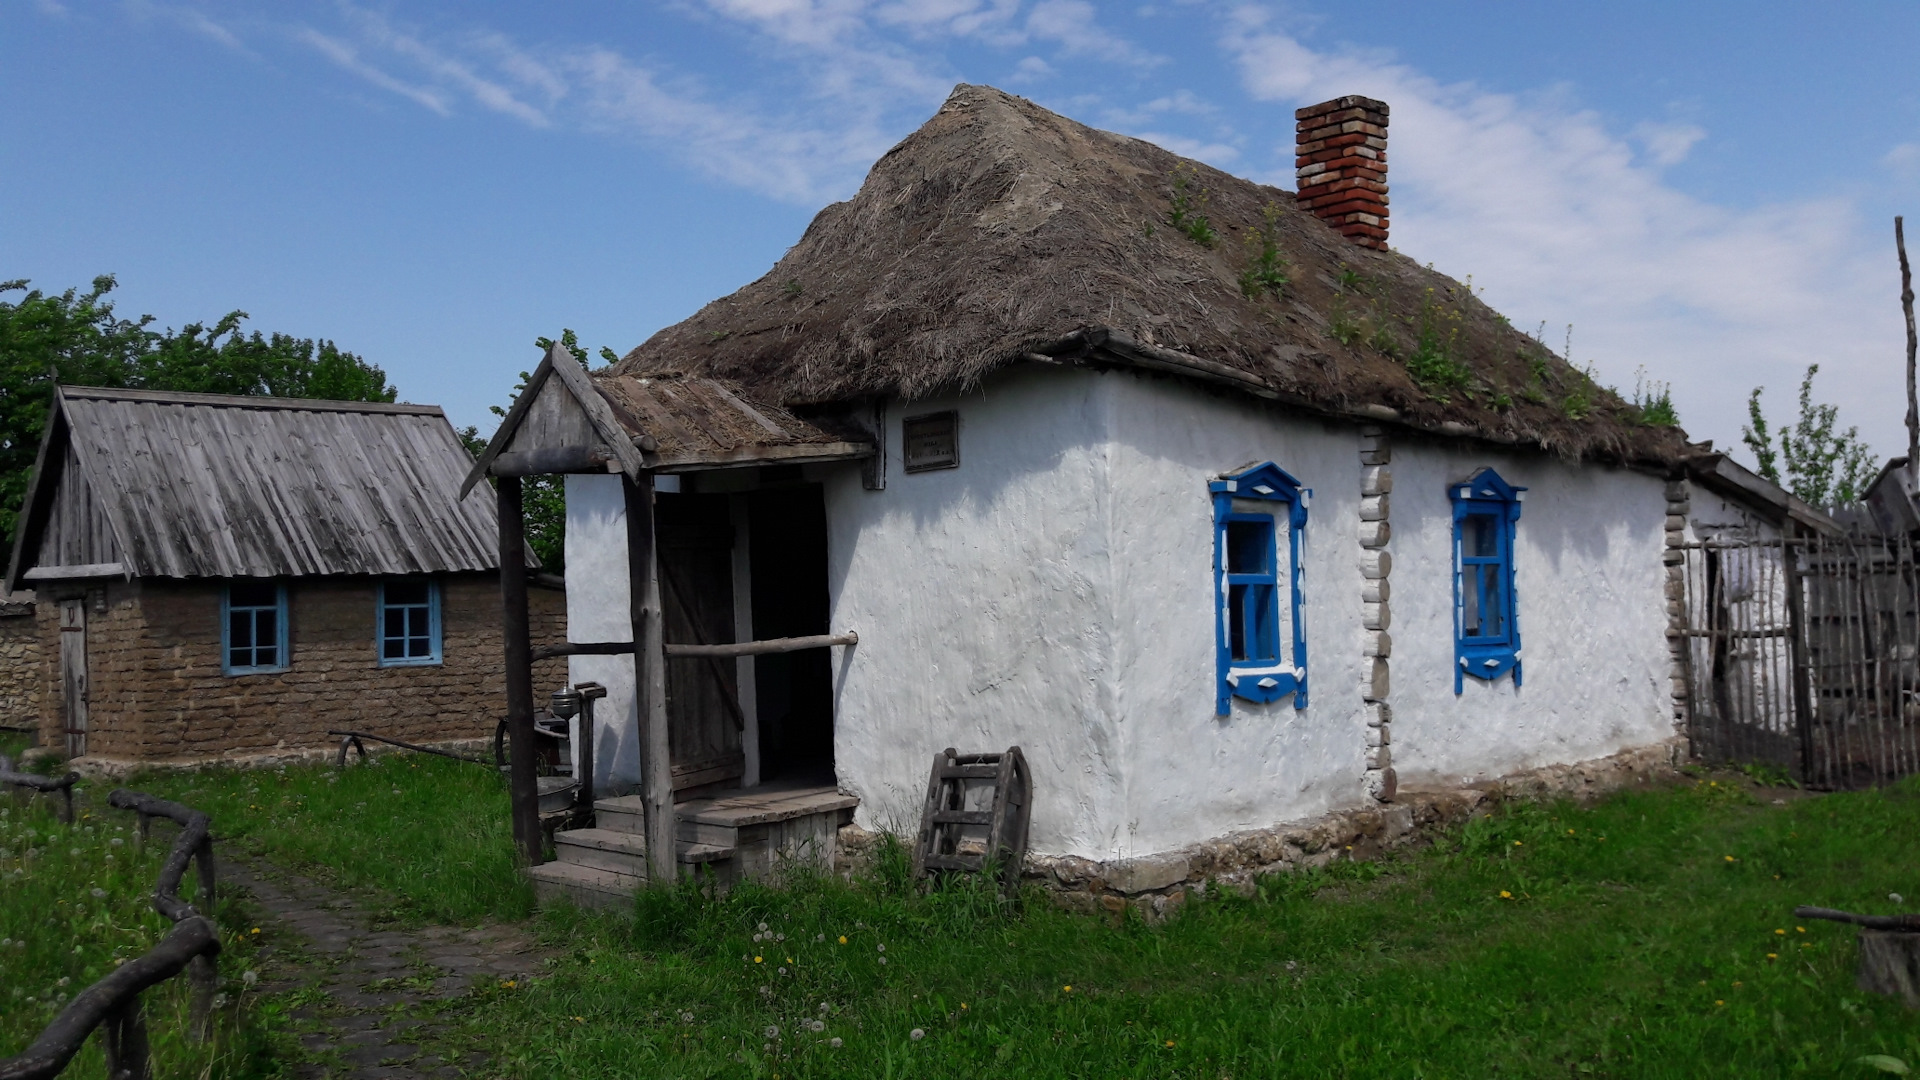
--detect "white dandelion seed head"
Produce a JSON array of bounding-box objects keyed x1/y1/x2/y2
[
  {"x1": 681, "y1": 1010, "x2": 695, "y2": 1023},
  {"x1": 878, "y1": 957, "x2": 887, "y2": 965},
  {"x1": 877, "y1": 943, "x2": 885, "y2": 952},
  {"x1": 1892, "y1": 892, "x2": 1907, "y2": 905},
  {"x1": 90, "y1": 888, "x2": 105, "y2": 898},
  {"x1": 819, "y1": 1002, "x2": 830, "y2": 1012},
  {"x1": 758, "y1": 922, "x2": 769, "y2": 932},
  {"x1": 765, "y1": 1025, "x2": 779, "y2": 1039},
  {"x1": 241, "y1": 970, "x2": 259, "y2": 986},
  {"x1": 55, "y1": 977, "x2": 68, "y2": 987},
  {"x1": 830, "y1": 1037, "x2": 843, "y2": 1048},
  {"x1": 778, "y1": 967, "x2": 787, "y2": 975},
  {"x1": 109, "y1": 838, "x2": 123, "y2": 847},
  {"x1": 910, "y1": 1028, "x2": 925, "y2": 1040},
  {"x1": 809, "y1": 1019, "x2": 826, "y2": 1032}
]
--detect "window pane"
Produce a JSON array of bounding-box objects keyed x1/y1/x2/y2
[
  {"x1": 1462, "y1": 568, "x2": 1483, "y2": 635},
  {"x1": 383, "y1": 637, "x2": 405, "y2": 660},
  {"x1": 1228, "y1": 584, "x2": 1248, "y2": 660},
  {"x1": 255, "y1": 643, "x2": 277, "y2": 667},
  {"x1": 255, "y1": 610, "x2": 277, "y2": 655},
  {"x1": 1480, "y1": 565, "x2": 1506, "y2": 639},
  {"x1": 1226, "y1": 519, "x2": 1272, "y2": 575},
  {"x1": 230, "y1": 610, "x2": 254, "y2": 652},
  {"x1": 386, "y1": 580, "x2": 431, "y2": 606},
  {"x1": 408, "y1": 635, "x2": 430, "y2": 658},
  {"x1": 1247, "y1": 584, "x2": 1277, "y2": 662},
  {"x1": 408, "y1": 608, "x2": 430, "y2": 638},
  {"x1": 230, "y1": 581, "x2": 277, "y2": 608},
  {"x1": 1466, "y1": 515, "x2": 1499, "y2": 557}
]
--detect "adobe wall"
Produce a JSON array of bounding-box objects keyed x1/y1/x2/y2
[
  {"x1": 0, "y1": 594, "x2": 40, "y2": 735},
  {"x1": 35, "y1": 573, "x2": 565, "y2": 766}
]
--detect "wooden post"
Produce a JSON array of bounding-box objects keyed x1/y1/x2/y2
[
  {"x1": 498, "y1": 475, "x2": 542, "y2": 866},
  {"x1": 1898, "y1": 216, "x2": 1917, "y2": 472},
  {"x1": 624, "y1": 473, "x2": 675, "y2": 884},
  {"x1": 1783, "y1": 528, "x2": 1818, "y2": 785}
]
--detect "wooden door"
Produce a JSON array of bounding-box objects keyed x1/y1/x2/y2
[
  {"x1": 656, "y1": 494, "x2": 745, "y2": 794},
  {"x1": 59, "y1": 598, "x2": 88, "y2": 758}
]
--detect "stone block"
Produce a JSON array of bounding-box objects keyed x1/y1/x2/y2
[
  {"x1": 1363, "y1": 700, "x2": 1391, "y2": 727},
  {"x1": 1361, "y1": 465, "x2": 1393, "y2": 496},
  {"x1": 1104, "y1": 853, "x2": 1191, "y2": 895}
]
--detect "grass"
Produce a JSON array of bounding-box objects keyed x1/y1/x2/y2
[
  {"x1": 16, "y1": 746, "x2": 1920, "y2": 1077},
  {"x1": 0, "y1": 787, "x2": 275, "y2": 1077},
  {"x1": 407, "y1": 774, "x2": 1920, "y2": 1078},
  {"x1": 131, "y1": 752, "x2": 534, "y2": 925}
]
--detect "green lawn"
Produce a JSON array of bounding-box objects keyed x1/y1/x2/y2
[
  {"x1": 13, "y1": 748, "x2": 1920, "y2": 1078},
  {"x1": 0, "y1": 784, "x2": 274, "y2": 1078},
  {"x1": 132, "y1": 751, "x2": 534, "y2": 925}
]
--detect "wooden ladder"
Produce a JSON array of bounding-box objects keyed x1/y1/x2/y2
[{"x1": 912, "y1": 746, "x2": 1031, "y2": 892}]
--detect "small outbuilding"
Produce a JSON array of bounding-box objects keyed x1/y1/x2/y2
[{"x1": 4, "y1": 386, "x2": 565, "y2": 768}]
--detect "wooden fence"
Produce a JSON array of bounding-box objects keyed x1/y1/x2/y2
[
  {"x1": 1677, "y1": 531, "x2": 1920, "y2": 788},
  {"x1": 0, "y1": 773, "x2": 220, "y2": 1080}
]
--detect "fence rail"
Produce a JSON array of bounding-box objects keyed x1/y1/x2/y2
[
  {"x1": 1678, "y1": 532, "x2": 1920, "y2": 789},
  {"x1": 0, "y1": 782, "x2": 220, "y2": 1080}
]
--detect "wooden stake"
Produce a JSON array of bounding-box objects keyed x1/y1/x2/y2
[
  {"x1": 1899, "y1": 216, "x2": 1917, "y2": 471},
  {"x1": 624, "y1": 472, "x2": 676, "y2": 884},
  {"x1": 498, "y1": 475, "x2": 542, "y2": 866}
]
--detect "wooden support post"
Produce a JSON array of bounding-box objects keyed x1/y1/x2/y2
[
  {"x1": 498, "y1": 475, "x2": 542, "y2": 866},
  {"x1": 624, "y1": 473, "x2": 675, "y2": 884},
  {"x1": 1783, "y1": 529, "x2": 1818, "y2": 786}
]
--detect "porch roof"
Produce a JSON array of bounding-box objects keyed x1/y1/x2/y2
[{"x1": 461, "y1": 345, "x2": 873, "y2": 495}]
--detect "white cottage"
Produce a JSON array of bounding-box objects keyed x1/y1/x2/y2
[{"x1": 469, "y1": 87, "x2": 1822, "y2": 903}]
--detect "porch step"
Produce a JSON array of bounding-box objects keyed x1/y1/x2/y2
[
  {"x1": 554, "y1": 827, "x2": 738, "y2": 877},
  {"x1": 527, "y1": 862, "x2": 640, "y2": 911}
]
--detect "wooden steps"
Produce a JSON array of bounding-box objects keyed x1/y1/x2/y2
[{"x1": 530, "y1": 783, "x2": 856, "y2": 909}]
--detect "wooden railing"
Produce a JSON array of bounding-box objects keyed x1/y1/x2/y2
[
  {"x1": 0, "y1": 788, "x2": 221, "y2": 1080},
  {"x1": 0, "y1": 754, "x2": 79, "y2": 823}
]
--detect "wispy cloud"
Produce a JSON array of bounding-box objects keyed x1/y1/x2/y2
[
  {"x1": 1220, "y1": 6, "x2": 1906, "y2": 460},
  {"x1": 298, "y1": 27, "x2": 450, "y2": 115}
]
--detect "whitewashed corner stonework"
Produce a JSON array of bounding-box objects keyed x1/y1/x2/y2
[
  {"x1": 1360, "y1": 427, "x2": 1396, "y2": 802},
  {"x1": 1665, "y1": 478, "x2": 1691, "y2": 741}
]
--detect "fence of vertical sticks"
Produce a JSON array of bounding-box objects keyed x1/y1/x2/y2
[
  {"x1": 0, "y1": 766, "x2": 221, "y2": 1080},
  {"x1": 1676, "y1": 530, "x2": 1920, "y2": 789}
]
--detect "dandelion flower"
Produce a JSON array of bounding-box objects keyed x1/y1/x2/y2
[
  {"x1": 759, "y1": 922, "x2": 769, "y2": 932},
  {"x1": 778, "y1": 967, "x2": 787, "y2": 975},
  {"x1": 682, "y1": 1011, "x2": 695, "y2": 1023},
  {"x1": 809, "y1": 1019, "x2": 826, "y2": 1033},
  {"x1": 1796, "y1": 926, "x2": 1806, "y2": 933},
  {"x1": 1893, "y1": 892, "x2": 1906, "y2": 904},
  {"x1": 241, "y1": 970, "x2": 258, "y2": 986},
  {"x1": 1499, "y1": 890, "x2": 1513, "y2": 899},
  {"x1": 910, "y1": 1028, "x2": 925, "y2": 1041},
  {"x1": 829, "y1": 1038, "x2": 843, "y2": 1049},
  {"x1": 1767, "y1": 953, "x2": 1778, "y2": 960},
  {"x1": 1732, "y1": 981, "x2": 1743, "y2": 988},
  {"x1": 1513, "y1": 841, "x2": 1522, "y2": 847},
  {"x1": 574, "y1": 1016, "x2": 585, "y2": 1023},
  {"x1": 879, "y1": 957, "x2": 887, "y2": 965},
  {"x1": 1715, "y1": 1000, "x2": 1725, "y2": 1006},
  {"x1": 90, "y1": 888, "x2": 105, "y2": 898},
  {"x1": 766, "y1": 1025, "x2": 779, "y2": 1039},
  {"x1": 1063, "y1": 985, "x2": 1073, "y2": 993},
  {"x1": 250, "y1": 928, "x2": 259, "y2": 935},
  {"x1": 1775, "y1": 928, "x2": 1786, "y2": 935},
  {"x1": 754, "y1": 956, "x2": 763, "y2": 964},
  {"x1": 877, "y1": 944, "x2": 886, "y2": 952},
  {"x1": 838, "y1": 936, "x2": 848, "y2": 945},
  {"x1": 1724, "y1": 855, "x2": 1736, "y2": 862},
  {"x1": 1165, "y1": 1040, "x2": 1176, "y2": 1048},
  {"x1": 960, "y1": 1003, "x2": 968, "y2": 1010}
]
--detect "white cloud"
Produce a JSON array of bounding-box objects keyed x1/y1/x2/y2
[
  {"x1": 297, "y1": 28, "x2": 450, "y2": 115},
  {"x1": 1632, "y1": 120, "x2": 1706, "y2": 167},
  {"x1": 1221, "y1": 11, "x2": 1906, "y2": 461},
  {"x1": 1130, "y1": 130, "x2": 1239, "y2": 164},
  {"x1": 1009, "y1": 54, "x2": 1054, "y2": 82}
]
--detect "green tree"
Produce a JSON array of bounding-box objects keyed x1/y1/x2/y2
[
  {"x1": 1742, "y1": 363, "x2": 1878, "y2": 507},
  {"x1": 459, "y1": 329, "x2": 621, "y2": 576},
  {"x1": 0, "y1": 275, "x2": 397, "y2": 563}
]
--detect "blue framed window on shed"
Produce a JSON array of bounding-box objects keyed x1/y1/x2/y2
[
  {"x1": 223, "y1": 581, "x2": 289, "y2": 676},
  {"x1": 1211, "y1": 462, "x2": 1310, "y2": 714},
  {"x1": 378, "y1": 579, "x2": 442, "y2": 666},
  {"x1": 1451, "y1": 467, "x2": 1525, "y2": 692}
]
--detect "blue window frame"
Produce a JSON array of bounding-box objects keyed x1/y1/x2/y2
[
  {"x1": 223, "y1": 581, "x2": 288, "y2": 675},
  {"x1": 1451, "y1": 467, "x2": 1525, "y2": 692},
  {"x1": 378, "y1": 579, "x2": 442, "y2": 666},
  {"x1": 1211, "y1": 462, "x2": 1310, "y2": 714}
]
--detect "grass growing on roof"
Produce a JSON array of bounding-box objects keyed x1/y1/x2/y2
[
  {"x1": 132, "y1": 752, "x2": 532, "y2": 925},
  {"x1": 0, "y1": 790, "x2": 276, "y2": 1077},
  {"x1": 397, "y1": 775, "x2": 1920, "y2": 1078}
]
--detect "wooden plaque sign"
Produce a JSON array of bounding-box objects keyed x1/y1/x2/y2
[{"x1": 903, "y1": 411, "x2": 959, "y2": 472}]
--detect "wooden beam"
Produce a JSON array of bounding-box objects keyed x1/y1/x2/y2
[
  {"x1": 497, "y1": 476, "x2": 542, "y2": 866},
  {"x1": 624, "y1": 473, "x2": 675, "y2": 884},
  {"x1": 653, "y1": 442, "x2": 875, "y2": 473},
  {"x1": 490, "y1": 445, "x2": 615, "y2": 477},
  {"x1": 23, "y1": 562, "x2": 127, "y2": 581},
  {"x1": 459, "y1": 353, "x2": 555, "y2": 499},
  {"x1": 664, "y1": 633, "x2": 857, "y2": 658}
]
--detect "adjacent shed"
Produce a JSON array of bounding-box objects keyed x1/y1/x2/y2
[{"x1": 4, "y1": 386, "x2": 566, "y2": 766}]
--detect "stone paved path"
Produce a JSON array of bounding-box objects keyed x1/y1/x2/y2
[{"x1": 223, "y1": 856, "x2": 552, "y2": 1079}]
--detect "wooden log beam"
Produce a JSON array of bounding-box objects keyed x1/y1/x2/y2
[
  {"x1": 664, "y1": 633, "x2": 858, "y2": 658},
  {"x1": 624, "y1": 473, "x2": 675, "y2": 885},
  {"x1": 497, "y1": 476, "x2": 542, "y2": 866},
  {"x1": 490, "y1": 445, "x2": 615, "y2": 477},
  {"x1": 531, "y1": 640, "x2": 635, "y2": 662}
]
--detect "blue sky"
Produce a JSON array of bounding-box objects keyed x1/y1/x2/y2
[{"x1": 5, "y1": 1, "x2": 1917, "y2": 463}]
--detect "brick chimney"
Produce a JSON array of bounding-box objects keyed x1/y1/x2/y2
[{"x1": 1295, "y1": 96, "x2": 1389, "y2": 250}]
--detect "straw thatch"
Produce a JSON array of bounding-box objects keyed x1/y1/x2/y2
[{"x1": 616, "y1": 84, "x2": 1693, "y2": 466}]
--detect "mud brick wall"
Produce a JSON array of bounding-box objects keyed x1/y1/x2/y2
[
  {"x1": 0, "y1": 597, "x2": 41, "y2": 734},
  {"x1": 36, "y1": 573, "x2": 565, "y2": 763}
]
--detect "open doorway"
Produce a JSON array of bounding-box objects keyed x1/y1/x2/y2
[{"x1": 748, "y1": 482, "x2": 834, "y2": 786}]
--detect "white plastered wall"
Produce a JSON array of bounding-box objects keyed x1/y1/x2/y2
[
  {"x1": 563, "y1": 473, "x2": 645, "y2": 795},
  {"x1": 826, "y1": 367, "x2": 1370, "y2": 859},
  {"x1": 1386, "y1": 442, "x2": 1673, "y2": 787}
]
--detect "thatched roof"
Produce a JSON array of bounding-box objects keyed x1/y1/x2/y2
[{"x1": 616, "y1": 84, "x2": 1693, "y2": 466}]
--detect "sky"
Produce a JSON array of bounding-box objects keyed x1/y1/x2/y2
[{"x1": 4, "y1": 1, "x2": 1918, "y2": 466}]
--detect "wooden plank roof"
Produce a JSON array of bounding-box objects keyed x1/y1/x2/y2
[{"x1": 6, "y1": 386, "x2": 513, "y2": 587}]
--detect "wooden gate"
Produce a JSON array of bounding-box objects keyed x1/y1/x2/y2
[
  {"x1": 59, "y1": 597, "x2": 88, "y2": 758},
  {"x1": 1678, "y1": 531, "x2": 1920, "y2": 788}
]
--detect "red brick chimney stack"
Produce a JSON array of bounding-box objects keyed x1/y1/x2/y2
[{"x1": 1295, "y1": 96, "x2": 1389, "y2": 250}]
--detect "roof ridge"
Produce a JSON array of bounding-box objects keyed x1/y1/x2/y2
[{"x1": 57, "y1": 385, "x2": 443, "y2": 416}]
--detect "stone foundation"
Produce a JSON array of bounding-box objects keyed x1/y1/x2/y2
[{"x1": 838, "y1": 739, "x2": 1683, "y2": 919}]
